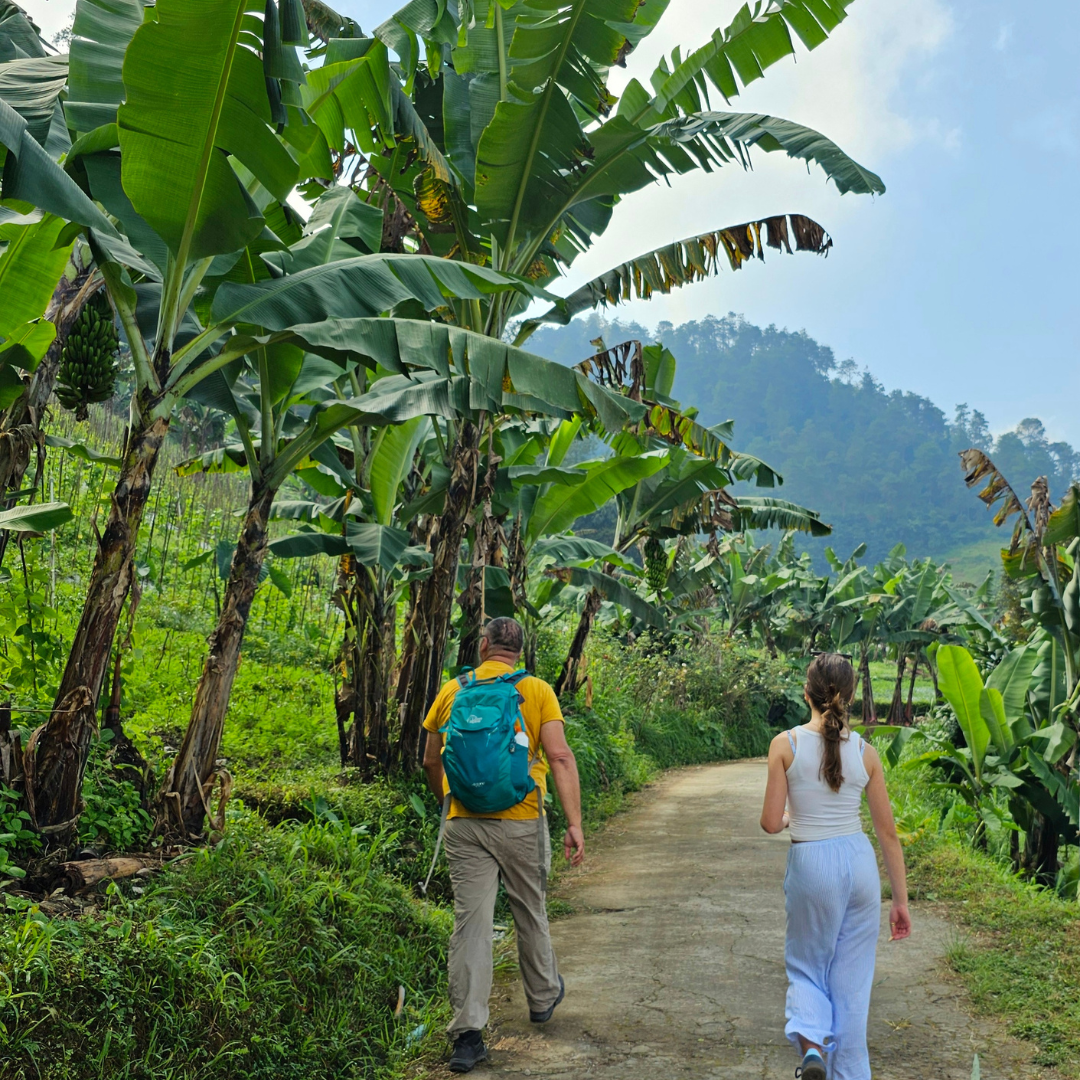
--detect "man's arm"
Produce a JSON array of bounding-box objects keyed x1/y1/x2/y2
[
  {"x1": 422, "y1": 729, "x2": 446, "y2": 802},
  {"x1": 540, "y1": 719, "x2": 585, "y2": 866}
]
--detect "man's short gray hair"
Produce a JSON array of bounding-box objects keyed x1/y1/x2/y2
[{"x1": 483, "y1": 616, "x2": 524, "y2": 655}]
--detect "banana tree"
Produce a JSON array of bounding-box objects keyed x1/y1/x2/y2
[
  {"x1": 545, "y1": 341, "x2": 829, "y2": 692},
  {"x1": 299, "y1": 0, "x2": 882, "y2": 735},
  {"x1": 959, "y1": 451, "x2": 1080, "y2": 878},
  {"x1": 911, "y1": 642, "x2": 1077, "y2": 880},
  {"x1": 162, "y1": 301, "x2": 652, "y2": 830},
  {"x1": 2, "y1": 0, "x2": 543, "y2": 834}
]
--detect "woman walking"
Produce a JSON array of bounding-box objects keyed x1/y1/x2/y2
[{"x1": 760, "y1": 653, "x2": 911, "y2": 1080}]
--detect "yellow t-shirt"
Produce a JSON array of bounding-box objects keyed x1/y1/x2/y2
[{"x1": 423, "y1": 660, "x2": 564, "y2": 819}]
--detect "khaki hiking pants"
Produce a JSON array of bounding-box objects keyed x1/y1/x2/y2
[{"x1": 445, "y1": 816, "x2": 561, "y2": 1034}]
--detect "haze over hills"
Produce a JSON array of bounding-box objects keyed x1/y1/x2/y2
[{"x1": 528, "y1": 314, "x2": 1080, "y2": 581}]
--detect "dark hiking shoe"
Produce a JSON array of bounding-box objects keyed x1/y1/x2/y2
[
  {"x1": 795, "y1": 1049, "x2": 827, "y2": 1080},
  {"x1": 529, "y1": 975, "x2": 565, "y2": 1023},
  {"x1": 448, "y1": 1030, "x2": 488, "y2": 1073}
]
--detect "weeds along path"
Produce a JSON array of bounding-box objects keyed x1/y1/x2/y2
[{"x1": 440, "y1": 762, "x2": 1053, "y2": 1080}]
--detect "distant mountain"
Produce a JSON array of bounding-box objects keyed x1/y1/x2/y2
[{"x1": 527, "y1": 313, "x2": 1080, "y2": 578}]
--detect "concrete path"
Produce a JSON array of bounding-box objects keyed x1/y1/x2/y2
[{"x1": 436, "y1": 761, "x2": 1054, "y2": 1080}]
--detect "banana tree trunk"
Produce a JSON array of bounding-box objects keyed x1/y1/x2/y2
[
  {"x1": 337, "y1": 561, "x2": 396, "y2": 773},
  {"x1": 396, "y1": 421, "x2": 482, "y2": 770},
  {"x1": 760, "y1": 615, "x2": 778, "y2": 659},
  {"x1": 858, "y1": 644, "x2": 877, "y2": 726},
  {"x1": 28, "y1": 407, "x2": 169, "y2": 838},
  {"x1": 554, "y1": 586, "x2": 602, "y2": 698},
  {"x1": 160, "y1": 484, "x2": 276, "y2": 838},
  {"x1": 456, "y1": 502, "x2": 506, "y2": 670},
  {"x1": 887, "y1": 651, "x2": 907, "y2": 724},
  {"x1": 1022, "y1": 811, "x2": 1060, "y2": 887},
  {"x1": 904, "y1": 651, "x2": 920, "y2": 724}
]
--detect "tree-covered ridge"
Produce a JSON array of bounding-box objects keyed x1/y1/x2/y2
[{"x1": 530, "y1": 313, "x2": 1080, "y2": 570}]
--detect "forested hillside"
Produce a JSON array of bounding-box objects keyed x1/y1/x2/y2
[{"x1": 529, "y1": 314, "x2": 1080, "y2": 575}]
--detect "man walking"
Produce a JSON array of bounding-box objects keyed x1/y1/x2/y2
[{"x1": 422, "y1": 616, "x2": 585, "y2": 1073}]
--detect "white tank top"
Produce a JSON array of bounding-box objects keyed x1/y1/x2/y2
[{"x1": 785, "y1": 725, "x2": 869, "y2": 842}]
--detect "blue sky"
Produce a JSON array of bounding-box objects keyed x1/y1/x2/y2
[{"x1": 28, "y1": 0, "x2": 1080, "y2": 445}]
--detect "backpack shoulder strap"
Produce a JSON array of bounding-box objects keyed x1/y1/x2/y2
[
  {"x1": 499, "y1": 669, "x2": 530, "y2": 685},
  {"x1": 457, "y1": 669, "x2": 476, "y2": 689}
]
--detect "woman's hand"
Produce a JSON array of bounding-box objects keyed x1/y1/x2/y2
[{"x1": 889, "y1": 901, "x2": 912, "y2": 941}]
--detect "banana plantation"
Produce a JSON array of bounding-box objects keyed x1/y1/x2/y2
[{"x1": 0, "y1": 0, "x2": 1077, "y2": 1076}]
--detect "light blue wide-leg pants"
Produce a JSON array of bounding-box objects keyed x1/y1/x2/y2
[{"x1": 784, "y1": 832, "x2": 881, "y2": 1080}]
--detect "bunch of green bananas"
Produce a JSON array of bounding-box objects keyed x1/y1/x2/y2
[
  {"x1": 644, "y1": 535, "x2": 667, "y2": 594},
  {"x1": 55, "y1": 294, "x2": 119, "y2": 421}
]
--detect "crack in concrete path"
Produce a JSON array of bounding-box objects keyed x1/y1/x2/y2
[{"x1": 425, "y1": 761, "x2": 1058, "y2": 1080}]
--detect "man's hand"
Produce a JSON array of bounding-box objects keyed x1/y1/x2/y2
[{"x1": 564, "y1": 825, "x2": 585, "y2": 866}]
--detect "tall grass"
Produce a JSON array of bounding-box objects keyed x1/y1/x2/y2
[{"x1": 1, "y1": 813, "x2": 451, "y2": 1080}]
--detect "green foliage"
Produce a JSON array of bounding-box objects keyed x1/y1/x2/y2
[
  {"x1": 0, "y1": 812, "x2": 451, "y2": 1079},
  {"x1": 77, "y1": 734, "x2": 153, "y2": 852},
  {"x1": 567, "y1": 630, "x2": 802, "y2": 779},
  {"x1": 0, "y1": 782, "x2": 37, "y2": 880}
]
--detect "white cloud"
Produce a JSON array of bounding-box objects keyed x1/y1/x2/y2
[
  {"x1": 21, "y1": 0, "x2": 73, "y2": 46},
  {"x1": 611, "y1": 0, "x2": 956, "y2": 159},
  {"x1": 993, "y1": 22, "x2": 1013, "y2": 51}
]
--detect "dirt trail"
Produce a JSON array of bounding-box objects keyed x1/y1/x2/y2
[{"x1": 437, "y1": 761, "x2": 1053, "y2": 1080}]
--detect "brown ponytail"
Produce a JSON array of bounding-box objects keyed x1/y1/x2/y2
[{"x1": 805, "y1": 653, "x2": 856, "y2": 793}]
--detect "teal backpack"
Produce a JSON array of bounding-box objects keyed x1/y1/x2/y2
[
  {"x1": 420, "y1": 669, "x2": 547, "y2": 896},
  {"x1": 441, "y1": 669, "x2": 535, "y2": 813}
]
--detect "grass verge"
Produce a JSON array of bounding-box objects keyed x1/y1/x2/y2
[{"x1": 904, "y1": 836, "x2": 1080, "y2": 1073}]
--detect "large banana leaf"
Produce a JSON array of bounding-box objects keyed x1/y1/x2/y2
[
  {"x1": 490, "y1": 105, "x2": 879, "y2": 269},
  {"x1": 647, "y1": 0, "x2": 855, "y2": 114},
  {"x1": 524, "y1": 214, "x2": 832, "y2": 331},
  {"x1": 181, "y1": 315, "x2": 645, "y2": 436},
  {"x1": 0, "y1": 213, "x2": 72, "y2": 367},
  {"x1": 525, "y1": 452, "x2": 667, "y2": 545},
  {"x1": 0, "y1": 500, "x2": 73, "y2": 532},
  {"x1": 0, "y1": 96, "x2": 120, "y2": 236},
  {"x1": 302, "y1": 36, "x2": 392, "y2": 153},
  {"x1": 269, "y1": 520, "x2": 418, "y2": 572},
  {"x1": 345, "y1": 519, "x2": 413, "y2": 570},
  {"x1": 0, "y1": 55, "x2": 68, "y2": 144},
  {"x1": 937, "y1": 644, "x2": 990, "y2": 784},
  {"x1": 985, "y1": 645, "x2": 1039, "y2": 726},
  {"x1": 369, "y1": 415, "x2": 426, "y2": 526},
  {"x1": 0, "y1": 2, "x2": 45, "y2": 60},
  {"x1": 118, "y1": 0, "x2": 300, "y2": 261},
  {"x1": 559, "y1": 564, "x2": 664, "y2": 629},
  {"x1": 533, "y1": 534, "x2": 638, "y2": 573},
  {"x1": 1044, "y1": 483, "x2": 1080, "y2": 546},
  {"x1": 207, "y1": 255, "x2": 547, "y2": 329},
  {"x1": 65, "y1": 0, "x2": 145, "y2": 132},
  {"x1": 732, "y1": 496, "x2": 832, "y2": 537}
]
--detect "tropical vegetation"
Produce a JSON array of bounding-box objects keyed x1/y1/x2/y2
[{"x1": 0, "y1": 0, "x2": 1076, "y2": 1076}]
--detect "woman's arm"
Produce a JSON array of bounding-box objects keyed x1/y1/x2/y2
[
  {"x1": 760, "y1": 732, "x2": 794, "y2": 833},
  {"x1": 863, "y1": 744, "x2": 912, "y2": 940}
]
